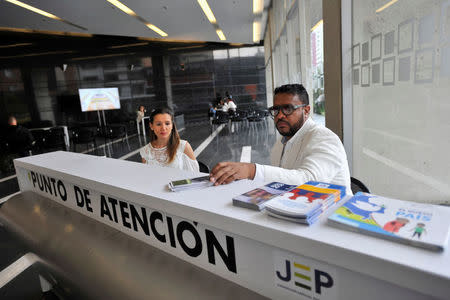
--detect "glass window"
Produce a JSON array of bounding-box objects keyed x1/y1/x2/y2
[{"x1": 351, "y1": 0, "x2": 449, "y2": 203}]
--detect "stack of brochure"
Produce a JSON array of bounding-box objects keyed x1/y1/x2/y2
[
  {"x1": 168, "y1": 175, "x2": 213, "y2": 192},
  {"x1": 264, "y1": 181, "x2": 343, "y2": 225},
  {"x1": 328, "y1": 192, "x2": 450, "y2": 251},
  {"x1": 232, "y1": 182, "x2": 297, "y2": 211}
]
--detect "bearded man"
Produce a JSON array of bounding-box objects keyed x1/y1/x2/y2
[{"x1": 210, "y1": 84, "x2": 352, "y2": 195}]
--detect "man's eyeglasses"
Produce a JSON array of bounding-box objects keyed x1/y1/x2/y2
[{"x1": 268, "y1": 104, "x2": 307, "y2": 117}]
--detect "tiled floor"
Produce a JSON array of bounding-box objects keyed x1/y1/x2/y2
[{"x1": 0, "y1": 118, "x2": 277, "y2": 299}]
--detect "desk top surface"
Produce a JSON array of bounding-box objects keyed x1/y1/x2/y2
[{"x1": 14, "y1": 151, "x2": 450, "y2": 288}]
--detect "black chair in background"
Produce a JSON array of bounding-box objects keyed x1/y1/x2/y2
[
  {"x1": 43, "y1": 127, "x2": 66, "y2": 152},
  {"x1": 30, "y1": 129, "x2": 46, "y2": 153},
  {"x1": 72, "y1": 127, "x2": 97, "y2": 153},
  {"x1": 211, "y1": 111, "x2": 229, "y2": 132},
  {"x1": 105, "y1": 124, "x2": 130, "y2": 151},
  {"x1": 247, "y1": 109, "x2": 265, "y2": 131},
  {"x1": 350, "y1": 177, "x2": 370, "y2": 194},
  {"x1": 230, "y1": 110, "x2": 247, "y2": 133},
  {"x1": 198, "y1": 161, "x2": 210, "y2": 173}
]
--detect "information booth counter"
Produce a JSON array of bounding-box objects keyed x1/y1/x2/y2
[{"x1": 8, "y1": 151, "x2": 450, "y2": 299}]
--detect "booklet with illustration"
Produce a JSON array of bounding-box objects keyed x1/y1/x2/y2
[
  {"x1": 328, "y1": 192, "x2": 450, "y2": 251},
  {"x1": 168, "y1": 175, "x2": 213, "y2": 192},
  {"x1": 264, "y1": 183, "x2": 340, "y2": 224},
  {"x1": 232, "y1": 182, "x2": 297, "y2": 211}
]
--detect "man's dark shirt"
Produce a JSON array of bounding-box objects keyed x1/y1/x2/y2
[{"x1": 5, "y1": 125, "x2": 34, "y2": 156}]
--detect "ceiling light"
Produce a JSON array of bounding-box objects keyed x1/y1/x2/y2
[
  {"x1": 0, "y1": 50, "x2": 76, "y2": 59},
  {"x1": 197, "y1": 0, "x2": 217, "y2": 24},
  {"x1": 108, "y1": 42, "x2": 148, "y2": 49},
  {"x1": 70, "y1": 53, "x2": 135, "y2": 61},
  {"x1": 5, "y1": 0, "x2": 61, "y2": 20},
  {"x1": 106, "y1": 0, "x2": 136, "y2": 16},
  {"x1": 376, "y1": 0, "x2": 399, "y2": 13},
  {"x1": 106, "y1": 0, "x2": 167, "y2": 36},
  {"x1": 311, "y1": 19, "x2": 323, "y2": 32},
  {"x1": 146, "y1": 24, "x2": 168, "y2": 37},
  {"x1": 253, "y1": 21, "x2": 261, "y2": 43},
  {"x1": 168, "y1": 45, "x2": 205, "y2": 51},
  {"x1": 0, "y1": 43, "x2": 32, "y2": 49},
  {"x1": 5, "y1": 0, "x2": 86, "y2": 30},
  {"x1": 216, "y1": 29, "x2": 226, "y2": 41},
  {"x1": 253, "y1": 0, "x2": 263, "y2": 15}
]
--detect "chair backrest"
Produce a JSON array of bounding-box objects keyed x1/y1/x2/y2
[
  {"x1": 44, "y1": 128, "x2": 65, "y2": 149},
  {"x1": 198, "y1": 161, "x2": 210, "y2": 173},
  {"x1": 107, "y1": 124, "x2": 126, "y2": 138},
  {"x1": 350, "y1": 177, "x2": 370, "y2": 194},
  {"x1": 73, "y1": 127, "x2": 95, "y2": 143}
]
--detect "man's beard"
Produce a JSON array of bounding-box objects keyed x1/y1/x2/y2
[{"x1": 276, "y1": 113, "x2": 304, "y2": 137}]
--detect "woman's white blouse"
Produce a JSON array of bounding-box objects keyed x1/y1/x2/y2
[{"x1": 139, "y1": 139, "x2": 199, "y2": 172}]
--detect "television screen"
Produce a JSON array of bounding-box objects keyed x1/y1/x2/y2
[{"x1": 78, "y1": 87, "x2": 121, "y2": 112}]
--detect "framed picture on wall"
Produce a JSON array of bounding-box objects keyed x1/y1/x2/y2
[
  {"x1": 418, "y1": 14, "x2": 435, "y2": 45},
  {"x1": 372, "y1": 63, "x2": 381, "y2": 84},
  {"x1": 398, "y1": 19, "x2": 414, "y2": 54},
  {"x1": 398, "y1": 56, "x2": 411, "y2": 82},
  {"x1": 353, "y1": 68, "x2": 360, "y2": 85},
  {"x1": 371, "y1": 34, "x2": 382, "y2": 61},
  {"x1": 352, "y1": 44, "x2": 360, "y2": 66},
  {"x1": 385, "y1": 30, "x2": 395, "y2": 55},
  {"x1": 383, "y1": 57, "x2": 395, "y2": 86},
  {"x1": 440, "y1": 0, "x2": 450, "y2": 43},
  {"x1": 362, "y1": 42, "x2": 369, "y2": 62},
  {"x1": 361, "y1": 64, "x2": 370, "y2": 87},
  {"x1": 415, "y1": 48, "x2": 435, "y2": 83}
]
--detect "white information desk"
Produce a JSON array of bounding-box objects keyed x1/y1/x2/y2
[{"x1": 13, "y1": 151, "x2": 450, "y2": 300}]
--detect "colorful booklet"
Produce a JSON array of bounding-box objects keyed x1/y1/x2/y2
[
  {"x1": 232, "y1": 182, "x2": 297, "y2": 211},
  {"x1": 303, "y1": 181, "x2": 346, "y2": 200},
  {"x1": 264, "y1": 183, "x2": 340, "y2": 224},
  {"x1": 168, "y1": 175, "x2": 213, "y2": 192},
  {"x1": 328, "y1": 192, "x2": 450, "y2": 251}
]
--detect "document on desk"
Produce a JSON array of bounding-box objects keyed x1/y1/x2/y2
[{"x1": 328, "y1": 192, "x2": 450, "y2": 251}]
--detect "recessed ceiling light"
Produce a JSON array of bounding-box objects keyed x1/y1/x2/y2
[
  {"x1": 0, "y1": 43, "x2": 33, "y2": 49},
  {"x1": 216, "y1": 29, "x2": 226, "y2": 41},
  {"x1": 197, "y1": 0, "x2": 217, "y2": 24},
  {"x1": 5, "y1": 0, "x2": 86, "y2": 30},
  {"x1": 253, "y1": 0, "x2": 263, "y2": 15},
  {"x1": 108, "y1": 42, "x2": 148, "y2": 49},
  {"x1": 376, "y1": 0, "x2": 399, "y2": 13},
  {"x1": 253, "y1": 21, "x2": 261, "y2": 43},
  {"x1": 106, "y1": 0, "x2": 168, "y2": 37},
  {"x1": 168, "y1": 45, "x2": 205, "y2": 51},
  {"x1": 106, "y1": 0, "x2": 136, "y2": 16},
  {"x1": 70, "y1": 53, "x2": 136, "y2": 61},
  {"x1": 146, "y1": 24, "x2": 168, "y2": 37},
  {"x1": 5, "y1": 0, "x2": 61, "y2": 20},
  {"x1": 197, "y1": 0, "x2": 226, "y2": 41}
]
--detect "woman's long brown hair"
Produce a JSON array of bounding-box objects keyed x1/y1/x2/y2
[{"x1": 149, "y1": 107, "x2": 180, "y2": 164}]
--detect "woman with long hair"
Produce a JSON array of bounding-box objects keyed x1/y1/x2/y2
[{"x1": 140, "y1": 107, "x2": 199, "y2": 172}]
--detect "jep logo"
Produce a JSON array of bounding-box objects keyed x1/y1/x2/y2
[{"x1": 273, "y1": 250, "x2": 337, "y2": 300}]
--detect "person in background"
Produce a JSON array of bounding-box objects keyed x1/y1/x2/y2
[
  {"x1": 208, "y1": 103, "x2": 216, "y2": 119},
  {"x1": 140, "y1": 107, "x2": 199, "y2": 172},
  {"x1": 209, "y1": 84, "x2": 352, "y2": 195},
  {"x1": 5, "y1": 116, "x2": 34, "y2": 157},
  {"x1": 220, "y1": 98, "x2": 228, "y2": 112},
  {"x1": 226, "y1": 95, "x2": 237, "y2": 114},
  {"x1": 136, "y1": 105, "x2": 146, "y2": 124}
]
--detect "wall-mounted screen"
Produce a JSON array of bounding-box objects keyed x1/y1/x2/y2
[{"x1": 78, "y1": 87, "x2": 120, "y2": 112}]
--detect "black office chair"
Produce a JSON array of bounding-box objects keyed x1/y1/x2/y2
[
  {"x1": 350, "y1": 177, "x2": 370, "y2": 194},
  {"x1": 105, "y1": 124, "x2": 130, "y2": 151},
  {"x1": 72, "y1": 127, "x2": 97, "y2": 153},
  {"x1": 43, "y1": 127, "x2": 66, "y2": 152},
  {"x1": 198, "y1": 161, "x2": 210, "y2": 173}
]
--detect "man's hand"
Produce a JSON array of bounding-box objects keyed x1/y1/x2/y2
[{"x1": 210, "y1": 162, "x2": 256, "y2": 185}]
